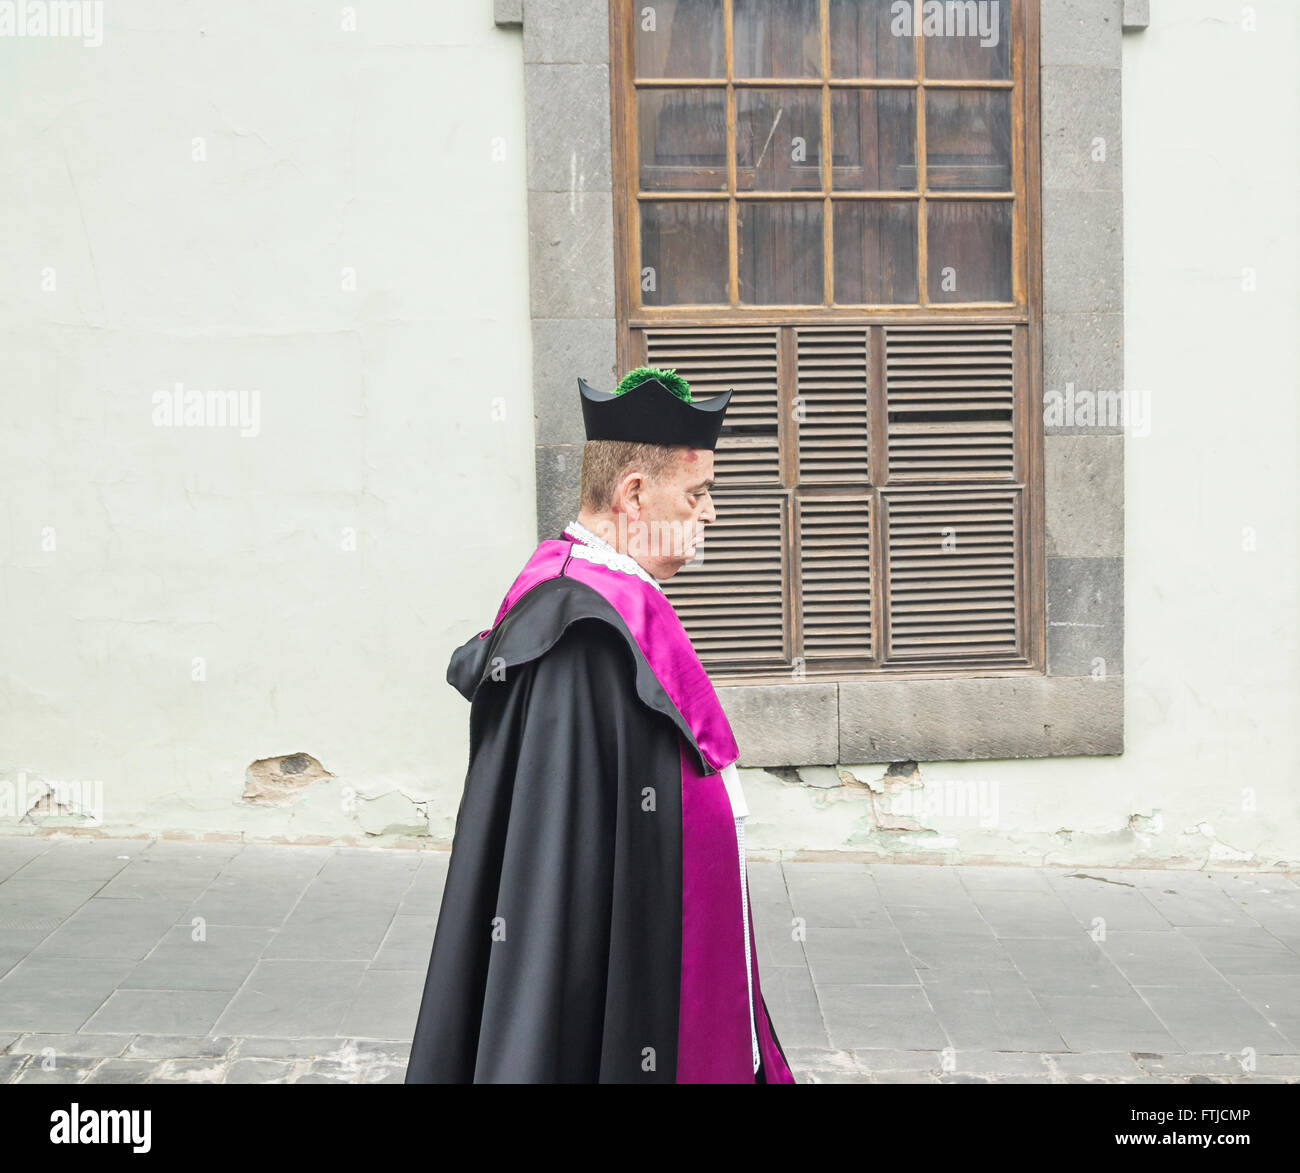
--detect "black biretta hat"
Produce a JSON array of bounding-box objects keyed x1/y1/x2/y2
[{"x1": 578, "y1": 368, "x2": 733, "y2": 450}]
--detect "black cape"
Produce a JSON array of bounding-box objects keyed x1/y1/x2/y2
[{"x1": 404, "y1": 576, "x2": 695, "y2": 1082}]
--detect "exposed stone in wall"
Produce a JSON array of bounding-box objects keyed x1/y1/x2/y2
[
  {"x1": 4, "y1": 772, "x2": 104, "y2": 828},
  {"x1": 20, "y1": 781, "x2": 93, "y2": 826},
  {"x1": 241, "y1": 753, "x2": 334, "y2": 805},
  {"x1": 355, "y1": 790, "x2": 429, "y2": 838}
]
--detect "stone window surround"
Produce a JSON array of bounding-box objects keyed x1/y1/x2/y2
[{"x1": 499, "y1": 0, "x2": 1144, "y2": 765}]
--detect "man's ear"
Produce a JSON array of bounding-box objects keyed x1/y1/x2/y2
[{"x1": 618, "y1": 471, "x2": 644, "y2": 520}]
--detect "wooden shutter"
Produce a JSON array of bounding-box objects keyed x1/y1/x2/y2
[
  {"x1": 644, "y1": 327, "x2": 779, "y2": 485},
  {"x1": 643, "y1": 326, "x2": 1028, "y2": 677},
  {"x1": 797, "y1": 497, "x2": 872, "y2": 660},
  {"x1": 647, "y1": 325, "x2": 786, "y2": 666},
  {"x1": 883, "y1": 488, "x2": 1020, "y2": 660},
  {"x1": 885, "y1": 325, "x2": 1016, "y2": 481},
  {"x1": 664, "y1": 491, "x2": 787, "y2": 666},
  {"x1": 795, "y1": 327, "x2": 870, "y2": 482}
]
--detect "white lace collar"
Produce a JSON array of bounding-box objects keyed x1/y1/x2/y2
[{"x1": 562, "y1": 520, "x2": 663, "y2": 594}]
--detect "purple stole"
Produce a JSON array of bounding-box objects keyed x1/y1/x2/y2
[{"x1": 481, "y1": 538, "x2": 794, "y2": 1084}]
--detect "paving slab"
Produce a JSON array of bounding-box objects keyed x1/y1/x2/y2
[
  {"x1": 802, "y1": 927, "x2": 917, "y2": 985},
  {"x1": 917, "y1": 969, "x2": 1067, "y2": 1051},
  {"x1": 338, "y1": 969, "x2": 425, "y2": 1040},
  {"x1": 370, "y1": 915, "x2": 437, "y2": 971},
  {"x1": 1033, "y1": 993, "x2": 1182, "y2": 1053},
  {"x1": 1135, "y1": 985, "x2": 1296, "y2": 1053},
  {"x1": 12, "y1": 1058, "x2": 98, "y2": 1083},
  {"x1": 83, "y1": 990, "x2": 234, "y2": 1036},
  {"x1": 1095, "y1": 929, "x2": 1229, "y2": 986},
  {"x1": 83, "y1": 1058, "x2": 160, "y2": 1084},
  {"x1": 819, "y1": 985, "x2": 948, "y2": 1051},
  {"x1": 226, "y1": 1058, "x2": 295, "y2": 1083},
  {"x1": 211, "y1": 959, "x2": 368, "y2": 1038},
  {"x1": 999, "y1": 936, "x2": 1134, "y2": 996},
  {"x1": 120, "y1": 951, "x2": 269, "y2": 994},
  {"x1": 10, "y1": 1033, "x2": 130, "y2": 1058},
  {"x1": 124, "y1": 1035, "x2": 238, "y2": 1059},
  {"x1": 1179, "y1": 925, "x2": 1300, "y2": 976}
]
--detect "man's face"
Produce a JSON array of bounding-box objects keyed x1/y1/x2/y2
[{"x1": 625, "y1": 447, "x2": 716, "y2": 580}]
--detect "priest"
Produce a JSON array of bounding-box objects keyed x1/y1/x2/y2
[{"x1": 404, "y1": 366, "x2": 796, "y2": 1084}]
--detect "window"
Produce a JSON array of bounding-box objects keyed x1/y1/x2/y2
[{"x1": 612, "y1": 0, "x2": 1043, "y2": 682}]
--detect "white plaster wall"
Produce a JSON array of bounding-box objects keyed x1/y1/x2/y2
[
  {"x1": 744, "y1": 0, "x2": 1300, "y2": 868},
  {"x1": 1115, "y1": 0, "x2": 1299, "y2": 862},
  {"x1": 1, "y1": 2, "x2": 538, "y2": 841},
  {"x1": 3, "y1": 1, "x2": 1297, "y2": 866}
]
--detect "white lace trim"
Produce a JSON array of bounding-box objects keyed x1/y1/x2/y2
[
  {"x1": 722, "y1": 761, "x2": 760, "y2": 1074},
  {"x1": 562, "y1": 520, "x2": 664, "y2": 594}
]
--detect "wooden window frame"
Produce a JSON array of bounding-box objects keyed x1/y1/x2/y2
[{"x1": 610, "y1": 0, "x2": 1045, "y2": 686}]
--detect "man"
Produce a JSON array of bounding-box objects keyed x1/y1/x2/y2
[{"x1": 404, "y1": 366, "x2": 795, "y2": 1084}]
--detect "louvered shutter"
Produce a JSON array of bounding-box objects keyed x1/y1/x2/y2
[
  {"x1": 885, "y1": 325, "x2": 1015, "y2": 480},
  {"x1": 645, "y1": 328, "x2": 780, "y2": 484},
  {"x1": 882, "y1": 488, "x2": 1020, "y2": 660},
  {"x1": 797, "y1": 497, "x2": 872, "y2": 660},
  {"x1": 670, "y1": 492, "x2": 787, "y2": 665},
  {"x1": 877, "y1": 323, "x2": 1022, "y2": 664},
  {"x1": 649, "y1": 328, "x2": 788, "y2": 667},
  {"x1": 641, "y1": 323, "x2": 1028, "y2": 678},
  {"x1": 795, "y1": 328, "x2": 870, "y2": 482}
]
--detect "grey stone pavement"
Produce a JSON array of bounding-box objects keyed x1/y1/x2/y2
[{"x1": 1, "y1": 835, "x2": 1298, "y2": 1084}]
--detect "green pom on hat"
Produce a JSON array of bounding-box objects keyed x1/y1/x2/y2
[{"x1": 613, "y1": 365, "x2": 693, "y2": 403}]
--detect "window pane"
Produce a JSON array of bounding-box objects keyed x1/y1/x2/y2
[
  {"x1": 634, "y1": 0, "x2": 725, "y2": 78},
  {"x1": 926, "y1": 200, "x2": 1012, "y2": 302},
  {"x1": 738, "y1": 200, "x2": 824, "y2": 304},
  {"x1": 734, "y1": 0, "x2": 820, "y2": 78},
  {"x1": 921, "y1": 0, "x2": 1011, "y2": 80},
  {"x1": 833, "y1": 200, "x2": 918, "y2": 303},
  {"x1": 829, "y1": 0, "x2": 915, "y2": 78},
  {"x1": 925, "y1": 91, "x2": 1011, "y2": 191},
  {"x1": 831, "y1": 88, "x2": 916, "y2": 191},
  {"x1": 641, "y1": 201, "x2": 730, "y2": 304},
  {"x1": 735, "y1": 88, "x2": 822, "y2": 192},
  {"x1": 639, "y1": 89, "x2": 728, "y2": 191}
]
